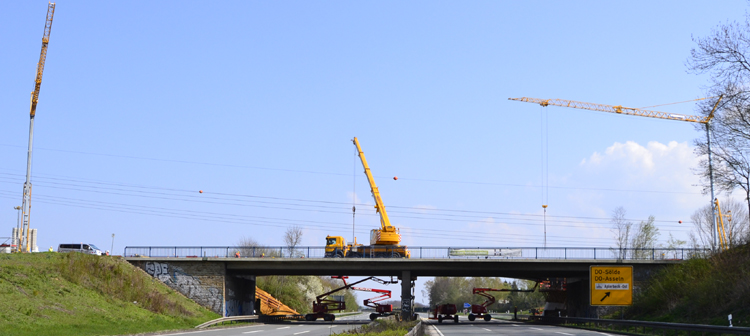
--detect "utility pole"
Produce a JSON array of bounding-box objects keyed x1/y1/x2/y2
[{"x1": 20, "y1": 2, "x2": 55, "y2": 252}]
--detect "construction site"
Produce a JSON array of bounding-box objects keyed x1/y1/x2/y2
[{"x1": 3, "y1": 2, "x2": 750, "y2": 335}]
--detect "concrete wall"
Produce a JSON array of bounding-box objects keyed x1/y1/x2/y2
[{"x1": 132, "y1": 260, "x2": 225, "y2": 315}]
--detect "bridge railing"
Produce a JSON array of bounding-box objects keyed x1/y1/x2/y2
[{"x1": 123, "y1": 246, "x2": 710, "y2": 260}]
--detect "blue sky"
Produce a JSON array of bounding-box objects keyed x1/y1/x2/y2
[{"x1": 1, "y1": 1, "x2": 746, "y2": 303}]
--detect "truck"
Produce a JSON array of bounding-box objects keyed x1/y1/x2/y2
[
  {"x1": 430, "y1": 304, "x2": 459, "y2": 323},
  {"x1": 324, "y1": 137, "x2": 410, "y2": 258}
]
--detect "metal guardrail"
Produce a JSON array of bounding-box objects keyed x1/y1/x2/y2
[
  {"x1": 124, "y1": 246, "x2": 709, "y2": 260},
  {"x1": 195, "y1": 315, "x2": 258, "y2": 329},
  {"x1": 530, "y1": 316, "x2": 750, "y2": 335}
]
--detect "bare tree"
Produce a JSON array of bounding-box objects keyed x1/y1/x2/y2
[
  {"x1": 689, "y1": 14, "x2": 750, "y2": 220},
  {"x1": 690, "y1": 198, "x2": 749, "y2": 250},
  {"x1": 630, "y1": 216, "x2": 660, "y2": 259},
  {"x1": 610, "y1": 207, "x2": 633, "y2": 260},
  {"x1": 236, "y1": 236, "x2": 269, "y2": 257},
  {"x1": 284, "y1": 226, "x2": 303, "y2": 257}
]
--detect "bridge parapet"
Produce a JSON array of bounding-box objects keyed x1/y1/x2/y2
[{"x1": 124, "y1": 246, "x2": 709, "y2": 261}]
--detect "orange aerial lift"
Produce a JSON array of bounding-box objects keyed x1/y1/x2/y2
[
  {"x1": 350, "y1": 284, "x2": 395, "y2": 321},
  {"x1": 305, "y1": 276, "x2": 396, "y2": 321},
  {"x1": 468, "y1": 282, "x2": 539, "y2": 321}
]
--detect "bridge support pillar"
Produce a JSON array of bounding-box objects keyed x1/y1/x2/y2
[
  {"x1": 400, "y1": 270, "x2": 414, "y2": 321},
  {"x1": 225, "y1": 271, "x2": 256, "y2": 317}
]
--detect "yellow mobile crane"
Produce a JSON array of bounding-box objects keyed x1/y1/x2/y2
[{"x1": 324, "y1": 138, "x2": 410, "y2": 258}]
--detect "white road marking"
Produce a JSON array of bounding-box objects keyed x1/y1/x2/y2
[
  {"x1": 293, "y1": 331, "x2": 310, "y2": 335},
  {"x1": 277, "y1": 326, "x2": 291, "y2": 329},
  {"x1": 556, "y1": 332, "x2": 574, "y2": 336},
  {"x1": 483, "y1": 328, "x2": 492, "y2": 331},
  {"x1": 243, "y1": 331, "x2": 263, "y2": 334},
  {"x1": 531, "y1": 327, "x2": 544, "y2": 330},
  {"x1": 599, "y1": 333, "x2": 613, "y2": 336},
  {"x1": 432, "y1": 325, "x2": 446, "y2": 336}
]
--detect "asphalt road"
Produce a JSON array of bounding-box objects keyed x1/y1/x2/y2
[
  {"x1": 425, "y1": 316, "x2": 615, "y2": 336},
  {"x1": 153, "y1": 313, "x2": 370, "y2": 336},
  {"x1": 150, "y1": 313, "x2": 611, "y2": 336}
]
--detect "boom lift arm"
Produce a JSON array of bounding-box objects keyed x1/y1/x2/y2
[
  {"x1": 468, "y1": 283, "x2": 539, "y2": 321},
  {"x1": 306, "y1": 276, "x2": 396, "y2": 321}
]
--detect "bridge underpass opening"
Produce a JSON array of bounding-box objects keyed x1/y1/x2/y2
[{"x1": 128, "y1": 257, "x2": 678, "y2": 319}]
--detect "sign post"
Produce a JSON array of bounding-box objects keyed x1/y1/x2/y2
[{"x1": 590, "y1": 265, "x2": 632, "y2": 306}]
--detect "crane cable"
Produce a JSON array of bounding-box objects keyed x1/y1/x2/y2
[
  {"x1": 541, "y1": 105, "x2": 549, "y2": 248},
  {"x1": 352, "y1": 142, "x2": 357, "y2": 245}
]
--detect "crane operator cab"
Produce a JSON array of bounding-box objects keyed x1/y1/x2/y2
[{"x1": 325, "y1": 236, "x2": 349, "y2": 258}]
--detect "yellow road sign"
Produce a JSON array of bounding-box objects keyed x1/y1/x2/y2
[{"x1": 590, "y1": 265, "x2": 632, "y2": 306}]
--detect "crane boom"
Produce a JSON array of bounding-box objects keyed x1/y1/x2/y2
[
  {"x1": 352, "y1": 137, "x2": 397, "y2": 236},
  {"x1": 30, "y1": 2, "x2": 55, "y2": 118},
  {"x1": 509, "y1": 95, "x2": 725, "y2": 250},
  {"x1": 20, "y1": 2, "x2": 55, "y2": 253},
  {"x1": 508, "y1": 97, "x2": 712, "y2": 124}
]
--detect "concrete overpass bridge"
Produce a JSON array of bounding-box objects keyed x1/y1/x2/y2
[{"x1": 124, "y1": 246, "x2": 706, "y2": 320}]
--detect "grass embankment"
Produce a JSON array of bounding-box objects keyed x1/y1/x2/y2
[
  {"x1": 335, "y1": 318, "x2": 418, "y2": 336},
  {"x1": 627, "y1": 243, "x2": 750, "y2": 326},
  {"x1": 0, "y1": 252, "x2": 218, "y2": 336}
]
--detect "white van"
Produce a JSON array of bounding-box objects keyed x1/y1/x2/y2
[{"x1": 58, "y1": 243, "x2": 103, "y2": 256}]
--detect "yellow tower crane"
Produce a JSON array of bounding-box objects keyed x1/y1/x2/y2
[
  {"x1": 19, "y1": 2, "x2": 55, "y2": 253},
  {"x1": 509, "y1": 96, "x2": 723, "y2": 249}
]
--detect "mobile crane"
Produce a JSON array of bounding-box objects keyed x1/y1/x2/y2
[
  {"x1": 324, "y1": 138, "x2": 410, "y2": 258},
  {"x1": 468, "y1": 282, "x2": 538, "y2": 321},
  {"x1": 305, "y1": 276, "x2": 396, "y2": 321}
]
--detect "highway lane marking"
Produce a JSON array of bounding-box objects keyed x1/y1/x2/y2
[
  {"x1": 431, "y1": 325, "x2": 446, "y2": 336},
  {"x1": 556, "y1": 332, "x2": 574, "y2": 336},
  {"x1": 277, "y1": 326, "x2": 291, "y2": 329},
  {"x1": 599, "y1": 334, "x2": 613, "y2": 336},
  {"x1": 531, "y1": 327, "x2": 544, "y2": 330},
  {"x1": 158, "y1": 330, "x2": 215, "y2": 335},
  {"x1": 243, "y1": 331, "x2": 264, "y2": 334},
  {"x1": 483, "y1": 328, "x2": 492, "y2": 331},
  {"x1": 293, "y1": 331, "x2": 310, "y2": 335}
]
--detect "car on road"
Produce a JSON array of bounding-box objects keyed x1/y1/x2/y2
[{"x1": 58, "y1": 243, "x2": 103, "y2": 256}]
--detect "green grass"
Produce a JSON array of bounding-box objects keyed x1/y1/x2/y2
[
  {"x1": 335, "y1": 318, "x2": 418, "y2": 336},
  {"x1": 627, "y1": 243, "x2": 750, "y2": 327},
  {"x1": 0, "y1": 252, "x2": 219, "y2": 336}
]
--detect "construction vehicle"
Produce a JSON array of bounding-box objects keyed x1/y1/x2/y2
[
  {"x1": 305, "y1": 276, "x2": 396, "y2": 321},
  {"x1": 350, "y1": 284, "x2": 395, "y2": 321},
  {"x1": 324, "y1": 137, "x2": 410, "y2": 258},
  {"x1": 468, "y1": 282, "x2": 539, "y2": 321},
  {"x1": 430, "y1": 304, "x2": 459, "y2": 323}
]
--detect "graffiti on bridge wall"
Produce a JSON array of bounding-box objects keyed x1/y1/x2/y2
[{"x1": 144, "y1": 262, "x2": 222, "y2": 314}]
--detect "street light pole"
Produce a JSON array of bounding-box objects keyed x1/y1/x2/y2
[{"x1": 111, "y1": 233, "x2": 115, "y2": 255}]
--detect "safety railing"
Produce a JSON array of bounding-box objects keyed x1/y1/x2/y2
[
  {"x1": 530, "y1": 316, "x2": 750, "y2": 335},
  {"x1": 123, "y1": 246, "x2": 710, "y2": 260}
]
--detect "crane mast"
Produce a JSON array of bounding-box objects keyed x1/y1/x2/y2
[
  {"x1": 352, "y1": 137, "x2": 400, "y2": 245},
  {"x1": 20, "y1": 2, "x2": 55, "y2": 253}
]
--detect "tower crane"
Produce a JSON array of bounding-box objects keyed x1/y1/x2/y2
[
  {"x1": 19, "y1": 2, "x2": 56, "y2": 253},
  {"x1": 509, "y1": 96, "x2": 724, "y2": 249}
]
